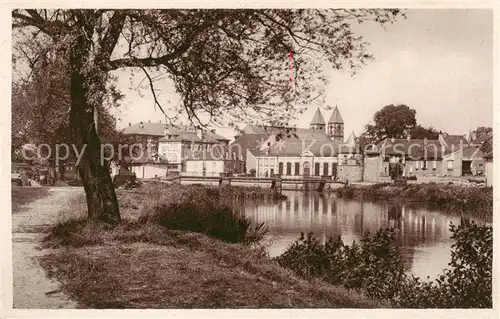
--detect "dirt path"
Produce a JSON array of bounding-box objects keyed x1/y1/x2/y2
[{"x1": 12, "y1": 187, "x2": 83, "y2": 309}]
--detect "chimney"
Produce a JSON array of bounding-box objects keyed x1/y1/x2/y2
[
  {"x1": 148, "y1": 120, "x2": 151, "y2": 123},
  {"x1": 128, "y1": 123, "x2": 131, "y2": 126},
  {"x1": 159, "y1": 120, "x2": 162, "y2": 124},
  {"x1": 471, "y1": 130, "x2": 477, "y2": 141},
  {"x1": 139, "y1": 121, "x2": 144, "y2": 129},
  {"x1": 196, "y1": 128, "x2": 206, "y2": 140}
]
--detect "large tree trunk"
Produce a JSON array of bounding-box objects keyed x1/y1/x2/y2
[{"x1": 69, "y1": 33, "x2": 121, "y2": 225}]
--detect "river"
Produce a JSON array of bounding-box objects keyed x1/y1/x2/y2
[{"x1": 240, "y1": 190, "x2": 489, "y2": 279}]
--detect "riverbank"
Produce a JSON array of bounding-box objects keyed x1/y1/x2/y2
[
  {"x1": 35, "y1": 184, "x2": 385, "y2": 308},
  {"x1": 334, "y1": 183, "x2": 493, "y2": 216}
]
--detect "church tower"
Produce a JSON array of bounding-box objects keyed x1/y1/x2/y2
[
  {"x1": 328, "y1": 106, "x2": 344, "y2": 142},
  {"x1": 309, "y1": 107, "x2": 326, "y2": 131}
]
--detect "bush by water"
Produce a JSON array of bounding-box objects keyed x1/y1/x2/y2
[{"x1": 276, "y1": 221, "x2": 492, "y2": 308}]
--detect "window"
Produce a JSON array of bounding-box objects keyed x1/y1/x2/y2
[
  {"x1": 294, "y1": 162, "x2": 300, "y2": 175},
  {"x1": 433, "y1": 161, "x2": 437, "y2": 170},
  {"x1": 422, "y1": 161, "x2": 427, "y2": 170},
  {"x1": 278, "y1": 162, "x2": 284, "y2": 175},
  {"x1": 315, "y1": 163, "x2": 320, "y2": 176},
  {"x1": 416, "y1": 161, "x2": 419, "y2": 170},
  {"x1": 286, "y1": 162, "x2": 292, "y2": 175},
  {"x1": 323, "y1": 163, "x2": 329, "y2": 176}
]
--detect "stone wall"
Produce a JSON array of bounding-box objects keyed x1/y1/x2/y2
[{"x1": 338, "y1": 164, "x2": 363, "y2": 183}]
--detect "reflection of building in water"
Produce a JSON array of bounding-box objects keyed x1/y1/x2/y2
[
  {"x1": 243, "y1": 191, "x2": 477, "y2": 277},
  {"x1": 244, "y1": 192, "x2": 463, "y2": 249},
  {"x1": 246, "y1": 193, "x2": 461, "y2": 242}
]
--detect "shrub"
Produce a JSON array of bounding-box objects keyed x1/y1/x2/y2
[
  {"x1": 139, "y1": 187, "x2": 268, "y2": 244},
  {"x1": 277, "y1": 222, "x2": 492, "y2": 308},
  {"x1": 276, "y1": 228, "x2": 405, "y2": 301}
]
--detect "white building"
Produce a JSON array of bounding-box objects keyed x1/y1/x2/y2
[
  {"x1": 232, "y1": 106, "x2": 359, "y2": 180},
  {"x1": 121, "y1": 122, "x2": 232, "y2": 178}
]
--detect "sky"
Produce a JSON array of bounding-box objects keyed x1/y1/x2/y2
[{"x1": 112, "y1": 9, "x2": 493, "y2": 140}]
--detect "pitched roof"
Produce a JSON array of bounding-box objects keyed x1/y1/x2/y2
[
  {"x1": 310, "y1": 108, "x2": 325, "y2": 125},
  {"x1": 471, "y1": 133, "x2": 492, "y2": 145},
  {"x1": 444, "y1": 135, "x2": 468, "y2": 147},
  {"x1": 232, "y1": 128, "x2": 350, "y2": 158},
  {"x1": 379, "y1": 138, "x2": 443, "y2": 160},
  {"x1": 238, "y1": 125, "x2": 291, "y2": 135},
  {"x1": 159, "y1": 130, "x2": 229, "y2": 143},
  {"x1": 231, "y1": 133, "x2": 269, "y2": 161},
  {"x1": 122, "y1": 122, "x2": 229, "y2": 142},
  {"x1": 121, "y1": 122, "x2": 167, "y2": 136},
  {"x1": 462, "y1": 146, "x2": 485, "y2": 160},
  {"x1": 328, "y1": 106, "x2": 344, "y2": 124},
  {"x1": 345, "y1": 131, "x2": 356, "y2": 147}
]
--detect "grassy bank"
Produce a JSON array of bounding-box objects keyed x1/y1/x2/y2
[
  {"x1": 334, "y1": 183, "x2": 493, "y2": 215},
  {"x1": 39, "y1": 183, "x2": 384, "y2": 308},
  {"x1": 11, "y1": 186, "x2": 49, "y2": 213}
]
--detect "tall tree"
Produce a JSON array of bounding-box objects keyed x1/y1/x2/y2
[
  {"x1": 410, "y1": 125, "x2": 439, "y2": 140},
  {"x1": 358, "y1": 104, "x2": 417, "y2": 150},
  {"x1": 475, "y1": 126, "x2": 493, "y2": 139},
  {"x1": 373, "y1": 104, "x2": 416, "y2": 139},
  {"x1": 11, "y1": 51, "x2": 122, "y2": 174},
  {"x1": 13, "y1": 9, "x2": 404, "y2": 224}
]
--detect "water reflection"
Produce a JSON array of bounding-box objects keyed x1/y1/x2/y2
[{"x1": 241, "y1": 191, "x2": 487, "y2": 279}]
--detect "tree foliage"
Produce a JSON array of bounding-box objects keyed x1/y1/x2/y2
[
  {"x1": 358, "y1": 104, "x2": 443, "y2": 150},
  {"x1": 13, "y1": 9, "x2": 405, "y2": 127},
  {"x1": 12, "y1": 9, "x2": 405, "y2": 222},
  {"x1": 410, "y1": 125, "x2": 439, "y2": 140},
  {"x1": 373, "y1": 104, "x2": 416, "y2": 139},
  {"x1": 474, "y1": 126, "x2": 492, "y2": 139},
  {"x1": 11, "y1": 51, "x2": 122, "y2": 165}
]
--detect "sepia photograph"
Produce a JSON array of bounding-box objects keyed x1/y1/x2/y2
[{"x1": 3, "y1": 1, "x2": 497, "y2": 315}]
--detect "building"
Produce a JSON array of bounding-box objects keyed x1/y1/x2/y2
[
  {"x1": 469, "y1": 131, "x2": 493, "y2": 153},
  {"x1": 231, "y1": 106, "x2": 361, "y2": 181},
  {"x1": 363, "y1": 138, "x2": 444, "y2": 182},
  {"x1": 157, "y1": 125, "x2": 230, "y2": 174},
  {"x1": 120, "y1": 121, "x2": 233, "y2": 178},
  {"x1": 327, "y1": 106, "x2": 344, "y2": 142},
  {"x1": 363, "y1": 132, "x2": 491, "y2": 183}
]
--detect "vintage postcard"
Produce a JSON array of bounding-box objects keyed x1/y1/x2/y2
[{"x1": 1, "y1": 1, "x2": 498, "y2": 318}]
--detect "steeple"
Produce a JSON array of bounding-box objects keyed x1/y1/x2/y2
[
  {"x1": 328, "y1": 106, "x2": 344, "y2": 124},
  {"x1": 309, "y1": 107, "x2": 326, "y2": 131},
  {"x1": 345, "y1": 130, "x2": 356, "y2": 147},
  {"x1": 327, "y1": 105, "x2": 344, "y2": 142}
]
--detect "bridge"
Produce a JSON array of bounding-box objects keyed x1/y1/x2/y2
[{"x1": 141, "y1": 175, "x2": 347, "y2": 192}]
